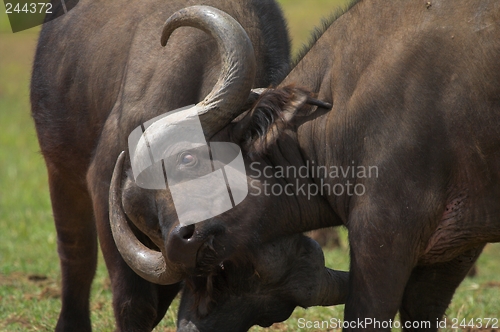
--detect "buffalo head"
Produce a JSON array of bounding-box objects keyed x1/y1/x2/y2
[
  {"x1": 109, "y1": 5, "x2": 338, "y2": 287},
  {"x1": 108, "y1": 5, "x2": 257, "y2": 284},
  {"x1": 177, "y1": 235, "x2": 348, "y2": 332}
]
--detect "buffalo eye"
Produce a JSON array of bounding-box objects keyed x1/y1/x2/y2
[{"x1": 179, "y1": 153, "x2": 196, "y2": 167}]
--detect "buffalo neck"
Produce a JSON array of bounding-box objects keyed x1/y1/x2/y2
[{"x1": 277, "y1": 0, "x2": 373, "y2": 224}]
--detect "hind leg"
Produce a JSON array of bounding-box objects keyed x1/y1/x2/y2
[
  {"x1": 399, "y1": 245, "x2": 485, "y2": 331},
  {"x1": 48, "y1": 168, "x2": 97, "y2": 332}
]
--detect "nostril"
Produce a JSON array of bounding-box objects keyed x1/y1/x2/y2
[
  {"x1": 167, "y1": 224, "x2": 203, "y2": 268},
  {"x1": 179, "y1": 224, "x2": 195, "y2": 240}
]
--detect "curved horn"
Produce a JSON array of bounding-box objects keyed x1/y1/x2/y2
[
  {"x1": 161, "y1": 5, "x2": 256, "y2": 138},
  {"x1": 109, "y1": 152, "x2": 183, "y2": 285},
  {"x1": 292, "y1": 237, "x2": 349, "y2": 307},
  {"x1": 312, "y1": 268, "x2": 349, "y2": 306}
]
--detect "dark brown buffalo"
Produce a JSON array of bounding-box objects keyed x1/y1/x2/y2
[
  {"x1": 109, "y1": 151, "x2": 349, "y2": 332},
  {"x1": 108, "y1": 0, "x2": 500, "y2": 331},
  {"x1": 30, "y1": 1, "x2": 291, "y2": 330}
]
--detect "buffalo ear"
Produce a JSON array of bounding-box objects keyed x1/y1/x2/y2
[{"x1": 232, "y1": 86, "x2": 331, "y2": 154}]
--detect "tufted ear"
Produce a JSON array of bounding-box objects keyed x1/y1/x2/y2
[{"x1": 232, "y1": 86, "x2": 332, "y2": 154}]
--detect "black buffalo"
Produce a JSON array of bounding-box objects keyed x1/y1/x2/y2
[
  {"x1": 30, "y1": 1, "x2": 291, "y2": 330},
  {"x1": 109, "y1": 0, "x2": 500, "y2": 331}
]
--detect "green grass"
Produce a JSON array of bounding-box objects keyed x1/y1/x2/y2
[
  {"x1": 1, "y1": 1, "x2": 499, "y2": 331},
  {"x1": 278, "y1": 0, "x2": 352, "y2": 55}
]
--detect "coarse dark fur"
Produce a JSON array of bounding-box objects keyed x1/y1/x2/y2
[
  {"x1": 236, "y1": 86, "x2": 319, "y2": 154},
  {"x1": 30, "y1": 0, "x2": 290, "y2": 331}
]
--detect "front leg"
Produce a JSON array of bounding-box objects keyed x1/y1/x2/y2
[
  {"x1": 88, "y1": 155, "x2": 180, "y2": 331},
  {"x1": 343, "y1": 205, "x2": 422, "y2": 331}
]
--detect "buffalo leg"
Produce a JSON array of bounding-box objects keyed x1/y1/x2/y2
[
  {"x1": 343, "y1": 209, "x2": 420, "y2": 331},
  {"x1": 344, "y1": 250, "x2": 414, "y2": 331},
  {"x1": 103, "y1": 254, "x2": 180, "y2": 331},
  {"x1": 89, "y1": 169, "x2": 180, "y2": 331},
  {"x1": 152, "y1": 284, "x2": 183, "y2": 328},
  {"x1": 49, "y1": 169, "x2": 97, "y2": 332},
  {"x1": 399, "y1": 245, "x2": 485, "y2": 331}
]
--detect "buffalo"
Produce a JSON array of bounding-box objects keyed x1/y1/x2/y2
[
  {"x1": 110, "y1": 0, "x2": 500, "y2": 331},
  {"x1": 31, "y1": 0, "x2": 292, "y2": 330},
  {"x1": 112, "y1": 150, "x2": 349, "y2": 331}
]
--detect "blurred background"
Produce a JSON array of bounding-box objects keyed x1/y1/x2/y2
[{"x1": 1, "y1": 1, "x2": 499, "y2": 331}]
